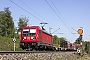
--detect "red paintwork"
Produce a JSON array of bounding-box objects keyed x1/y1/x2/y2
[
  {"x1": 20, "y1": 26, "x2": 53, "y2": 45},
  {"x1": 41, "y1": 30, "x2": 52, "y2": 44}
]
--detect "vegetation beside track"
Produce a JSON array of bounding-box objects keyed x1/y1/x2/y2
[{"x1": 0, "y1": 35, "x2": 23, "y2": 51}]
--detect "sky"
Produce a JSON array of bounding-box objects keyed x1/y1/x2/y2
[{"x1": 0, "y1": 0, "x2": 90, "y2": 43}]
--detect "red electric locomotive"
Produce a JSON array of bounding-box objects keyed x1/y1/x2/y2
[{"x1": 20, "y1": 26, "x2": 53, "y2": 51}]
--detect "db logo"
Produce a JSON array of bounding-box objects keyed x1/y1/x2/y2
[{"x1": 27, "y1": 37, "x2": 30, "y2": 40}]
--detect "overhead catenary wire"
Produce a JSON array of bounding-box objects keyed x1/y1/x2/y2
[
  {"x1": 45, "y1": 0, "x2": 77, "y2": 42},
  {"x1": 9, "y1": 0, "x2": 58, "y2": 34},
  {"x1": 19, "y1": 0, "x2": 46, "y2": 22},
  {"x1": 19, "y1": 0, "x2": 56, "y2": 31},
  {"x1": 20, "y1": 0, "x2": 48, "y2": 20},
  {"x1": 19, "y1": 0, "x2": 50, "y2": 28},
  {"x1": 45, "y1": 0, "x2": 71, "y2": 32},
  {"x1": 51, "y1": 0, "x2": 78, "y2": 34},
  {"x1": 50, "y1": 0, "x2": 68, "y2": 23},
  {"x1": 51, "y1": 0, "x2": 77, "y2": 40},
  {"x1": 19, "y1": 0, "x2": 62, "y2": 33},
  {"x1": 45, "y1": 0, "x2": 76, "y2": 38},
  {"x1": 50, "y1": 0, "x2": 67, "y2": 35},
  {"x1": 9, "y1": 0, "x2": 43, "y2": 22},
  {"x1": 51, "y1": 0, "x2": 69, "y2": 26},
  {"x1": 9, "y1": 0, "x2": 64, "y2": 35}
]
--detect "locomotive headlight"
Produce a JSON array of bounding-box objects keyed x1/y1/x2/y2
[
  {"x1": 31, "y1": 36, "x2": 36, "y2": 40},
  {"x1": 24, "y1": 37, "x2": 26, "y2": 39},
  {"x1": 31, "y1": 37, "x2": 33, "y2": 39}
]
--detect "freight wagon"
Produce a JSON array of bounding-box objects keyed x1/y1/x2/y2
[{"x1": 60, "y1": 40, "x2": 81, "y2": 51}]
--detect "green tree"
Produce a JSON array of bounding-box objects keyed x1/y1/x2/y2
[
  {"x1": 74, "y1": 38, "x2": 80, "y2": 44},
  {"x1": 4, "y1": 7, "x2": 14, "y2": 37},
  {"x1": 84, "y1": 41, "x2": 90, "y2": 53},
  {"x1": 58, "y1": 37, "x2": 66, "y2": 44},
  {"x1": 0, "y1": 7, "x2": 14, "y2": 37},
  {"x1": 18, "y1": 16, "x2": 28, "y2": 32},
  {"x1": 53, "y1": 35, "x2": 66, "y2": 45},
  {"x1": 53, "y1": 35, "x2": 58, "y2": 44},
  {"x1": 0, "y1": 11, "x2": 5, "y2": 36}
]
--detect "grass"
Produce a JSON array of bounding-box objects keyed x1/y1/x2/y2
[
  {"x1": 0, "y1": 35, "x2": 23, "y2": 51},
  {"x1": 55, "y1": 58, "x2": 63, "y2": 60}
]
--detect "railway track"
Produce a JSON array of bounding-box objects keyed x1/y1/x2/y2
[
  {"x1": 0, "y1": 51, "x2": 76, "y2": 54},
  {"x1": 0, "y1": 51, "x2": 77, "y2": 60}
]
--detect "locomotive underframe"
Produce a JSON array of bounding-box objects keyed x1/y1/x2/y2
[{"x1": 20, "y1": 42, "x2": 54, "y2": 51}]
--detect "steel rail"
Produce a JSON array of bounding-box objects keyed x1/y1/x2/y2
[{"x1": 0, "y1": 51, "x2": 76, "y2": 54}]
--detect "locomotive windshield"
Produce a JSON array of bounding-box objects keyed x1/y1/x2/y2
[{"x1": 22, "y1": 28, "x2": 36, "y2": 36}]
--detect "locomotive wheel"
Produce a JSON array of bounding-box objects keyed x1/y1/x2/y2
[
  {"x1": 25, "y1": 49, "x2": 29, "y2": 51},
  {"x1": 35, "y1": 46, "x2": 39, "y2": 51},
  {"x1": 52, "y1": 47, "x2": 56, "y2": 51},
  {"x1": 25, "y1": 48, "x2": 33, "y2": 51},
  {"x1": 29, "y1": 48, "x2": 33, "y2": 51}
]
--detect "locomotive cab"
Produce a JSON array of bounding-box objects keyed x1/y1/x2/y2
[
  {"x1": 22, "y1": 28, "x2": 37, "y2": 41},
  {"x1": 20, "y1": 26, "x2": 39, "y2": 50}
]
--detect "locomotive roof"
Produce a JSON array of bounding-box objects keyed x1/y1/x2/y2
[
  {"x1": 22, "y1": 26, "x2": 41, "y2": 29},
  {"x1": 42, "y1": 30, "x2": 52, "y2": 36}
]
